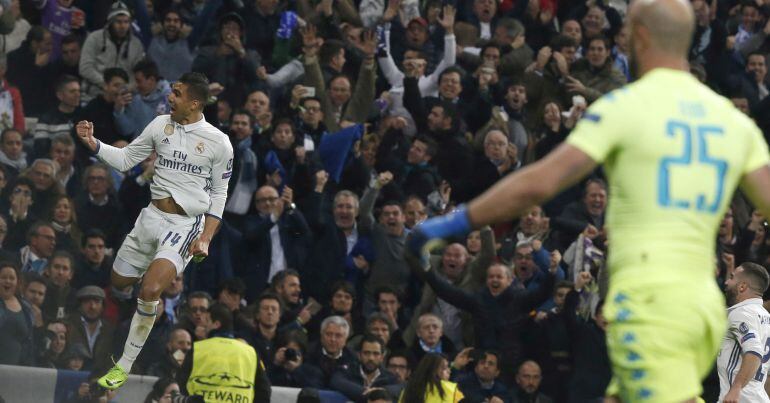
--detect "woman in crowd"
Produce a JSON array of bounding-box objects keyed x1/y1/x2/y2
[
  {"x1": 49, "y1": 195, "x2": 82, "y2": 254},
  {"x1": 0, "y1": 262, "x2": 34, "y2": 365},
  {"x1": 399, "y1": 353, "x2": 463, "y2": 403}
]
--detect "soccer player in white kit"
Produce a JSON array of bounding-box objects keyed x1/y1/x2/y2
[
  {"x1": 718, "y1": 262, "x2": 770, "y2": 403},
  {"x1": 75, "y1": 72, "x2": 234, "y2": 390}
]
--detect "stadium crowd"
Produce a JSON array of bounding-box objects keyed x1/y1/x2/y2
[{"x1": 0, "y1": 0, "x2": 768, "y2": 401}]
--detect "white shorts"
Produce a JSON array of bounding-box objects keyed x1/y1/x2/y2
[{"x1": 114, "y1": 203, "x2": 204, "y2": 278}]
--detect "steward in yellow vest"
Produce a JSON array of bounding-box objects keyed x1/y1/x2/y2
[{"x1": 178, "y1": 304, "x2": 271, "y2": 402}]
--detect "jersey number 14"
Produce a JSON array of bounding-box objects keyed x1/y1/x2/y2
[{"x1": 657, "y1": 120, "x2": 728, "y2": 214}]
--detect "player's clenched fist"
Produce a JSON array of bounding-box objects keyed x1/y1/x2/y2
[{"x1": 76, "y1": 121, "x2": 97, "y2": 152}]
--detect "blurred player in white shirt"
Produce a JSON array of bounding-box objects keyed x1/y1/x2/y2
[{"x1": 718, "y1": 262, "x2": 770, "y2": 403}]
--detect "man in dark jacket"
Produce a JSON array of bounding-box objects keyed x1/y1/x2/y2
[
  {"x1": 330, "y1": 335, "x2": 403, "y2": 401},
  {"x1": 302, "y1": 172, "x2": 373, "y2": 302},
  {"x1": 512, "y1": 361, "x2": 554, "y2": 403},
  {"x1": 412, "y1": 254, "x2": 557, "y2": 379},
  {"x1": 238, "y1": 185, "x2": 311, "y2": 301},
  {"x1": 7, "y1": 26, "x2": 55, "y2": 117},
  {"x1": 192, "y1": 13, "x2": 261, "y2": 108},
  {"x1": 456, "y1": 350, "x2": 512, "y2": 403},
  {"x1": 306, "y1": 315, "x2": 359, "y2": 387},
  {"x1": 376, "y1": 127, "x2": 440, "y2": 203},
  {"x1": 552, "y1": 178, "x2": 607, "y2": 250},
  {"x1": 562, "y1": 273, "x2": 610, "y2": 402},
  {"x1": 74, "y1": 164, "x2": 126, "y2": 249},
  {"x1": 565, "y1": 36, "x2": 627, "y2": 104},
  {"x1": 403, "y1": 71, "x2": 474, "y2": 190}
]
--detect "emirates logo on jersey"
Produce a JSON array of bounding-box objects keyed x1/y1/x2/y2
[{"x1": 195, "y1": 142, "x2": 205, "y2": 154}]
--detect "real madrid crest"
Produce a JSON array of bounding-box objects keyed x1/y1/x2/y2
[
  {"x1": 195, "y1": 142, "x2": 205, "y2": 154},
  {"x1": 163, "y1": 124, "x2": 174, "y2": 136}
]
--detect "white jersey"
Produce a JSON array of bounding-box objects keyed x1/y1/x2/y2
[
  {"x1": 95, "y1": 115, "x2": 233, "y2": 218},
  {"x1": 717, "y1": 298, "x2": 770, "y2": 403}
]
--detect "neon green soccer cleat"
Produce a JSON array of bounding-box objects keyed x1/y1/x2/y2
[{"x1": 97, "y1": 363, "x2": 128, "y2": 390}]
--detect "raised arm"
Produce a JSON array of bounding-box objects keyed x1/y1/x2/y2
[
  {"x1": 467, "y1": 226, "x2": 495, "y2": 287},
  {"x1": 378, "y1": 23, "x2": 407, "y2": 87},
  {"x1": 422, "y1": 6, "x2": 456, "y2": 93},
  {"x1": 741, "y1": 165, "x2": 770, "y2": 222},
  {"x1": 76, "y1": 119, "x2": 154, "y2": 172},
  {"x1": 343, "y1": 30, "x2": 378, "y2": 123},
  {"x1": 407, "y1": 247, "x2": 479, "y2": 312},
  {"x1": 360, "y1": 172, "x2": 393, "y2": 230}
]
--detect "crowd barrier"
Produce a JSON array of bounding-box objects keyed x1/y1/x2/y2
[{"x1": 0, "y1": 365, "x2": 350, "y2": 402}]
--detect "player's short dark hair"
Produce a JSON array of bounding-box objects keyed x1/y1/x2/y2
[
  {"x1": 358, "y1": 334, "x2": 386, "y2": 353},
  {"x1": 740, "y1": 262, "x2": 770, "y2": 294},
  {"x1": 82, "y1": 229, "x2": 107, "y2": 248},
  {"x1": 55, "y1": 75, "x2": 80, "y2": 93},
  {"x1": 208, "y1": 303, "x2": 233, "y2": 333},
  {"x1": 178, "y1": 72, "x2": 210, "y2": 104},
  {"x1": 132, "y1": 58, "x2": 160, "y2": 80},
  {"x1": 103, "y1": 67, "x2": 129, "y2": 84}
]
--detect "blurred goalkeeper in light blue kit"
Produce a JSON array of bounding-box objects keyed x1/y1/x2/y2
[{"x1": 406, "y1": 0, "x2": 770, "y2": 400}]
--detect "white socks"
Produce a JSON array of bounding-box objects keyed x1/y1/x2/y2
[{"x1": 117, "y1": 298, "x2": 158, "y2": 373}]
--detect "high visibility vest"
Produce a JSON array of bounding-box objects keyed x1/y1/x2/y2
[
  {"x1": 399, "y1": 380, "x2": 465, "y2": 403},
  {"x1": 186, "y1": 337, "x2": 258, "y2": 403}
]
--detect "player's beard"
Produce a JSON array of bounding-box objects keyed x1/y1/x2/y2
[{"x1": 725, "y1": 285, "x2": 738, "y2": 306}]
